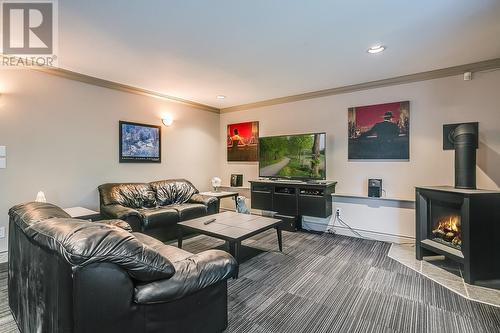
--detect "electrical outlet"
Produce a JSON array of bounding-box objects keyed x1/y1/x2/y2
[
  {"x1": 335, "y1": 208, "x2": 342, "y2": 217},
  {"x1": 0, "y1": 227, "x2": 5, "y2": 238}
]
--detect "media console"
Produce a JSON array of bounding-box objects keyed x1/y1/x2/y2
[{"x1": 249, "y1": 179, "x2": 337, "y2": 230}]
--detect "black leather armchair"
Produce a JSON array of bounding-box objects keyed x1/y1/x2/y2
[
  {"x1": 98, "y1": 179, "x2": 218, "y2": 241},
  {"x1": 8, "y1": 202, "x2": 237, "y2": 333}
]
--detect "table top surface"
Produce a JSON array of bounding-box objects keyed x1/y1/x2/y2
[
  {"x1": 178, "y1": 211, "x2": 282, "y2": 241},
  {"x1": 199, "y1": 191, "x2": 239, "y2": 198},
  {"x1": 63, "y1": 207, "x2": 100, "y2": 217}
]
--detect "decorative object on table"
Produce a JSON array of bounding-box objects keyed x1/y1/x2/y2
[
  {"x1": 227, "y1": 121, "x2": 259, "y2": 161},
  {"x1": 236, "y1": 196, "x2": 250, "y2": 214},
  {"x1": 35, "y1": 191, "x2": 46, "y2": 203},
  {"x1": 230, "y1": 174, "x2": 243, "y2": 187},
  {"x1": 348, "y1": 101, "x2": 410, "y2": 160},
  {"x1": 119, "y1": 121, "x2": 161, "y2": 163},
  {"x1": 211, "y1": 177, "x2": 222, "y2": 192},
  {"x1": 443, "y1": 122, "x2": 479, "y2": 189},
  {"x1": 368, "y1": 179, "x2": 383, "y2": 198}
]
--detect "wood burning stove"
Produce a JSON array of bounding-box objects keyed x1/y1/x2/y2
[
  {"x1": 416, "y1": 186, "x2": 500, "y2": 286},
  {"x1": 417, "y1": 122, "x2": 500, "y2": 287}
]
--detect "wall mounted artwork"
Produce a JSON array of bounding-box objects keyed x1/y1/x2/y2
[
  {"x1": 227, "y1": 121, "x2": 259, "y2": 162},
  {"x1": 348, "y1": 101, "x2": 410, "y2": 160},
  {"x1": 119, "y1": 121, "x2": 161, "y2": 163}
]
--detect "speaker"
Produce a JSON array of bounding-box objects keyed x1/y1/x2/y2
[
  {"x1": 368, "y1": 179, "x2": 382, "y2": 198},
  {"x1": 230, "y1": 174, "x2": 243, "y2": 187}
]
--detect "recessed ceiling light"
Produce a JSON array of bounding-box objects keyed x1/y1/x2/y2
[
  {"x1": 217, "y1": 95, "x2": 226, "y2": 100},
  {"x1": 367, "y1": 45, "x2": 386, "y2": 54}
]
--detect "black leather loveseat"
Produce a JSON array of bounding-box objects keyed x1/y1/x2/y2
[
  {"x1": 8, "y1": 202, "x2": 237, "y2": 333},
  {"x1": 98, "y1": 179, "x2": 218, "y2": 241}
]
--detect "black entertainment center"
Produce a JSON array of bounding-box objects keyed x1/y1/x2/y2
[{"x1": 249, "y1": 179, "x2": 337, "y2": 231}]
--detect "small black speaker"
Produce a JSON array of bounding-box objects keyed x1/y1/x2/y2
[
  {"x1": 230, "y1": 174, "x2": 243, "y2": 187},
  {"x1": 368, "y1": 179, "x2": 382, "y2": 198}
]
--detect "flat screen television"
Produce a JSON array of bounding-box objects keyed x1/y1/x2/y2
[{"x1": 259, "y1": 133, "x2": 326, "y2": 180}]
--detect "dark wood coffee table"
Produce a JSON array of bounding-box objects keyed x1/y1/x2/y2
[{"x1": 177, "y1": 211, "x2": 283, "y2": 271}]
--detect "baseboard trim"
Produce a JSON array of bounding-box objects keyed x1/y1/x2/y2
[
  {"x1": 301, "y1": 219, "x2": 415, "y2": 244},
  {"x1": 0, "y1": 251, "x2": 7, "y2": 264}
]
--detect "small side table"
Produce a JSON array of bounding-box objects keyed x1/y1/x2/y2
[
  {"x1": 63, "y1": 207, "x2": 101, "y2": 221},
  {"x1": 199, "y1": 191, "x2": 239, "y2": 212}
]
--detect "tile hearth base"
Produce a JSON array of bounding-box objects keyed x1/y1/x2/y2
[{"x1": 388, "y1": 243, "x2": 500, "y2": 308}]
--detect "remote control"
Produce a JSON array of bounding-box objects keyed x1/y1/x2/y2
[{"x1": 203, "y1": 218, "x2": 216, "y2": 225}]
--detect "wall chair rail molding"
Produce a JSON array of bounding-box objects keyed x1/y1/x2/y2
[
  {"x1": 221, "y1": 57, "x2": 500, "y2": 113},
  {"x1": 0, "y1": 54, "x2": 219, "y2": 113}
]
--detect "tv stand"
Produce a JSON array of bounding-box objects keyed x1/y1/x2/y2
[{"x1": 249, "y1": 179, "x2": 337, "y2": 230}]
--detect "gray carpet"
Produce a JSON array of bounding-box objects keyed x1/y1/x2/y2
[{"x1": 1, "y1": 231, "x2": 500, "y2": 332}]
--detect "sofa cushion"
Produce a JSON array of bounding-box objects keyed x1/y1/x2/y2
[
  {"x1": 9, "y1": 202, "x2": 175, "y2": 282},
  {"x1": 133, "y1": 233, "x2": 193, "y2": 263},
  {"x1": 99, "y1": 219, "x2": 133, "y2": 232},
  {"x1": 150, "y1": 179, "x2": 198, "y2": 206},
  {"x1": 138, "y1": 207, "x2": 179, "y2": 230},
  {"x1": 170, "y1": 203, "x2": 207, "y2": 221},
  {"x1": 134, "y1": 250, "x2": 237, "y2": 304},
  {"x1": 99, "y1": 183, "x2": 157, "y2": 208}
]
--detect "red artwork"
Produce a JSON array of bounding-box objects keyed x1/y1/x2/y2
[
  {"x1": 348, "y1": 101, "x2": 410, "y2": 160},
  {"x1": 227, "y1": 121, "x2": 259, "y2": 161}
]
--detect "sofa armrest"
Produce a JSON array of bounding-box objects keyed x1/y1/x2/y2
[
  {"x1": 100, "y1": 204, "x2": 142, "y2": 231},
  {"x1": 188, "y1": 194, "x2": 218, "y2": 214},
  {"x1": 133, "y1": 250, "x2": 237, "y2": 304},
  {"x1": 98, "y1": 219, "x2": 133, "y2": 232}
]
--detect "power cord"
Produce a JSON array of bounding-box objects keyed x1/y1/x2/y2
[{"x1": 326, "y1": 211, "x2": 374, "y2": 241}]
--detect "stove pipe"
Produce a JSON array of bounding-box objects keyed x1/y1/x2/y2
[{"x1": 452, "y1": 123, "x2": 478, "y2": 189}]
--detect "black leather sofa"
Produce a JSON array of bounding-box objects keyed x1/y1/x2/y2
[
  {"x1": 8, "y1": 202, "x2": 237, "y2": 333},
  {"x1": 98, "y1": 179, "x2": 218, "y2": 241}
]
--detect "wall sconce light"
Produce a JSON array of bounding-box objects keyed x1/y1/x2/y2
[{"x1": 162, "y1": 115, "x2": 173, "y2": 126}]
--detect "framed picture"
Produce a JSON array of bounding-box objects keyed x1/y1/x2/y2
[
  {"x1": 348, "y1": 101, "x2": 410, "y2": 160},
  {"x1": 119, "y1": 121, "x2": 161, "y2": 163},
  {"x1": 227, "y1": 121, "x2": 259, "y2": 162}
]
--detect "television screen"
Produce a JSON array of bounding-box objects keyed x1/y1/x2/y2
[{"x1": 259, "y1": 133, "x2": 326, "y2": 179}]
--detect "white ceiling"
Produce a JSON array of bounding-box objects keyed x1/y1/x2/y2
[{"x1": 58, "y1": 1, "x2": 500, "y2": 108}]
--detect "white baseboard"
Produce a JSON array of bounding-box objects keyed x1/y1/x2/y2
[
  {"x1": 0, "y1": 251, "x2": 7, "y2": 263},
  {"x1": 301, "y1": 219, "x2": 415, "y2": 244}
]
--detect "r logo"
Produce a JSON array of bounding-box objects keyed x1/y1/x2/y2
[{"x1": 2, "y1": 1, "x2": 53, "y2": 54}]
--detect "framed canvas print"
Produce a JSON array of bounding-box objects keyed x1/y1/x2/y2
[
  {"x1": 227, "y1": 121, "x2": 259, "y2": 162},
  {"x1": 119, "y1": 121, "x2": 161, "y2": 163},
  {"x1": 348, "y1": 101, "x2": 410, "y2": 160}
]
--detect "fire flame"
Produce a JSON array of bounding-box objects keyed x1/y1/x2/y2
[
  {"x1": 437, "y1": 215, "x2": 460, "y2": 233},
  {"x1": 432, "y1": 215, "x2": 462, "y2": 248}
]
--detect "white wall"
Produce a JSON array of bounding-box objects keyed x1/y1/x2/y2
[
  {"x1": 0, "y1": 69, "x2": 220, "y2": 253},
  {"x1": 219, "y1": 70, "x2": 500, "y2": 240}
]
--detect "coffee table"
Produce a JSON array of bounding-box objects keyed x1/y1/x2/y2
[{"x1": 177, "y1": 211, "x2": 283, "y2": 272}]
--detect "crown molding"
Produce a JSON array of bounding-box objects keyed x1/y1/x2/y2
[
  {"x1": 0, "y1": 55, "x2": 220, "y2": 113},
  {"x1": 220, "y1": 58, "x2": 500, "y2": 113},
  {"x1": 33, "y1": 66, "x2": 221, "y2": 113},
  {"x1": 4, "y1": 55, "x2": 500, "y2": 115}
]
